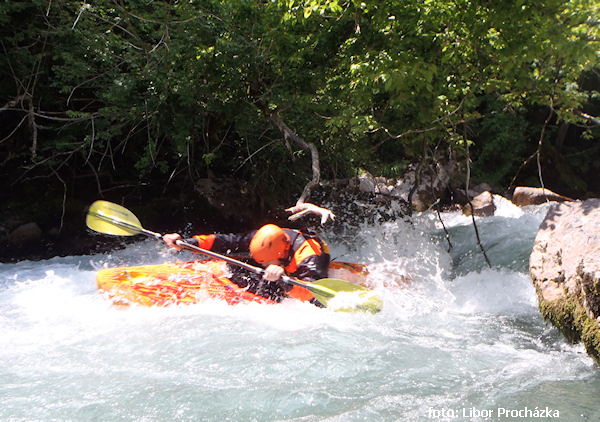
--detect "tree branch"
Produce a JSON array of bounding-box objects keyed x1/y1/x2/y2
[
  {"x1": 265, "y1": 112, "x2": 320, "y2": 205},
  {"x1": 574, "y1": 109, "x2": 600, "y2": 126},
  {"x1": 463, "y1": 121, "x2": 492, "y2": 268}
]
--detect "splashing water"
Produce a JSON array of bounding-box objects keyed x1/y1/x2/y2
[{"x1": 1, "y1": 201, "x2": 598, "y2": 421}]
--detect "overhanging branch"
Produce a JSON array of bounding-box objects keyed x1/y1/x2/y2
[
  {"x1": 575, "y1": 109, "x2": 600, "y2": 126},
  {"x1": 265, "y1": 112, "x2": 320, "y2": 205}
]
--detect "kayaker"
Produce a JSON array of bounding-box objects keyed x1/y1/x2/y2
[{"x1": 163, "y1": 224, "x2": 330, "y2": 305}]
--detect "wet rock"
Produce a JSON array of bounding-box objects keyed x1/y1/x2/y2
[
  {"x1": 357, "y1": 172, "x2": 377, "y2": 194},
  {"x1": 354, "y1": 155, "x2": 459, "y2": 212},
  {"x1": 194, "y1": 178, "x2": 265, "y2": 226},
  {"x1": 452, "y1": 183, "x2": 494, "y2": 205},
  {"x1": 461, "y1": 191, "x2": 496, "y2": 217},
  {"x1": 529, "y1": 198, "x2": 600, "y2": 363},
  {"x1": 8, "y1": 222, "x2": 42, "y2": 248},
  {"x1": 394, "y1": 160, "x2": 457, "y2": 212},
  {"x1": 512, "y1": 186, "x2": 572, "y2": 207},
  {"x1": 313, "y1": 182, "x2": 410, "y2": 230}
]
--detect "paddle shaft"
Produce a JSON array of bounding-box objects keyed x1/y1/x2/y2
[{"x1": 176, "y1": 240, "x2": 306, "y2": 289}]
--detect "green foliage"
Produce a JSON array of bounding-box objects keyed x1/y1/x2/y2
[
  {"x1": 470, "y1": 101, "x2": 529, "y2": 187},
  {"x1": 287, "y1": 0, "x2": 600, "y2": 188},
  {"x1": 0, "y1": 0, "x2": 599, "y2": 212}
]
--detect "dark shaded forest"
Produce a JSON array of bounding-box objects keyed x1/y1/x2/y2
[{"x1": 1, "y1": 0, "x2": 599, "y2": 260}]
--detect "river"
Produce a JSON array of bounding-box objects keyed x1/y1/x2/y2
[{"x1": 1, "y1": 197, "x2": 598, "y2": 421}]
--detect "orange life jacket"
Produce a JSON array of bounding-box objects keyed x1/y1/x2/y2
[{"x1": 281, "y1": 229, "x2": 330, "y2": 304}]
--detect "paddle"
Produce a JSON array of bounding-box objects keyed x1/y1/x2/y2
[{"x1": 86, "y1": 200, "x2": 383, "y2": 313}]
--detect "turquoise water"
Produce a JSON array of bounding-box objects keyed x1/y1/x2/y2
[{"x1": 1, "y1": 198, "x2": 598, "y2": 421}]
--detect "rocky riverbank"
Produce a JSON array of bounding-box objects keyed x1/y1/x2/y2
[
  {"x1": 0, "y1": 143, "x2": 584, "y2": 263},
  {"x1": 529, "y1": 198, "x2": 600, "y2": 364},
  {"x1": 0, "y1": 162, "x2": 575, "y2": 264}
]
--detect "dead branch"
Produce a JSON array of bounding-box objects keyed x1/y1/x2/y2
[
  {"x1": 427, "y1": 146, "x2": 453, "y2": 252},
  {"x1": 535, "y1": 106, "x2": 555, "y2": 195},
  {"x1": 574, "y1": 109, "x2": 600, "y2": 126},
  {"x1": 463, "y1": 122, "x2": 492, "y2": 268},
  {"x1": 1, "y1": 94, "x2": 40, "y2": 158},
  {"x1": 265, "y1": 112, "x2": 321, "y2": 205},
  {"x1": 435, "y1": 198, "x2": 453, "y2": 252},
  {"x1": 405, "y1": 141, "x2": 428, "y2": 217},
  {"x1": 2, "y1": 93, "x2": 99, "y2": 161},
  {"x1": 368, "y1": 95, "x2": 467, "y2": 150},
  {"x1": 0, "y1": 94, "x2": 30, "y2": 112},
  {"x1": 509, "y1": 84, "x2": 558, "y2": 194},
  {"x1": 27, "y1": 95, "x2": 38, "y2": 158}
]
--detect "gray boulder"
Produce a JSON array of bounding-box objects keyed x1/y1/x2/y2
[{"x1": 529, "y1": 198, "x2": 600, "y2": 363}]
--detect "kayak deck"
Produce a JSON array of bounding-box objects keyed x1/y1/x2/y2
[{"x1": 97, "y1": 259, "x2": 368, "y2": 307}]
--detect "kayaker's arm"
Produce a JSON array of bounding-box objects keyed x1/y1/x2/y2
[
  {"x1": 165, "y1": 232, "x2": 258, "y2": 255},
  {"x1": 207, "y1": 232, "x2": 256, "y2": 254}
]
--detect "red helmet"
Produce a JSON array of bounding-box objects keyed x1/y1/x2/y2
[{"x1": 250, "y1": 224, "x2": 290, "y2": 264}]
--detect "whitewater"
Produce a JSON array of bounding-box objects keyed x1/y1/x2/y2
[{"x1": 1, "y1": 198, "x2": 598, "y2": 421}]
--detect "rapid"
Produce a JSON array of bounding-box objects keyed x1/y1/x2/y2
[{"x1": 1, "y1": 198, "x2": 599, "y2": 421}]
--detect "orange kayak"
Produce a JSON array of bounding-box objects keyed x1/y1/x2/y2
[{"x1": 96, "y1": 259, "x2": 369, "y2": 307}]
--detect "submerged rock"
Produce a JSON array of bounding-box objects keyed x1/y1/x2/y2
[{"x1": 529, "y1": 198, "x2": 600, "y2": 363}]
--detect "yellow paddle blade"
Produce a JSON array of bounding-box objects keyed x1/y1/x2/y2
[
  {"x1": 310, "y1": 278, "x2": 383, "y2": 314},
  {"x1": 86, "y1": 200, "x2": 143, "y2": 236}
]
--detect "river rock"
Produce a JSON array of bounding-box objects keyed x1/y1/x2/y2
[
  {"x1": 355, "y1": 155, "x2": 459, "y2": 212},
  {"x1": 529, "y1": 198, "x2": 600, "y2": 363},
  {"x1": 357, "y1": 172, "x2": 377, "y2": 194},
  {"x1": 395, "y1": 161, "x2": 457, "y2": 212},
  {"x1": 8, "y1": 222, "x2": 43, "y2": 248},
  {"x1": 452, "y1": 183, "x2": 494, "y2": 205},
  {"x1": 512, "y1": 186, "x2": 572, "y2": 207},
  {"x1": 461, "y1": 191, "x2": 496, "y2": 217}
]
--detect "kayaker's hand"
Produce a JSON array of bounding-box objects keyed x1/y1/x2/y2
[
  {"x1": 263, "y1": 264, "x2": 285, "y2": 282},
  {"x1": 163, "y1": 233, "x2": 183, "y2": 250},
  {"x1": 286, "y1": 203, "x2": 335, "y2": 225}
]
